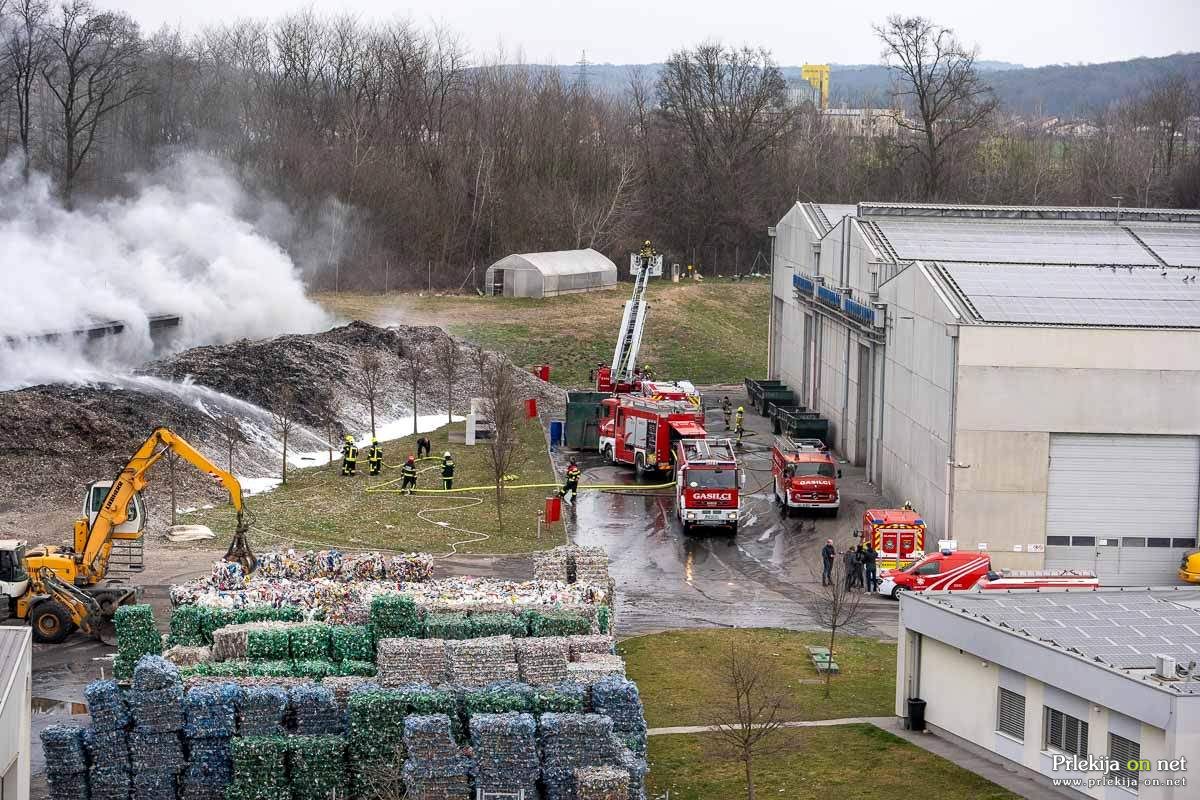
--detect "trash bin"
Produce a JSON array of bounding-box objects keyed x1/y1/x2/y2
[
  {"x1": 537, "y1": 364, "x2": 551, "y2": 382},
  {"x1": 544, "y1": 496, "x2": 562, "y2": 523},
  {"x1": 906, "y1": 697, "x2": 927, "y2": 732},
  {"x1": 525, "y1": 398, "x2": 539, "y2": 418},
  {"x1": 549, "y1": 420, "x2": 564, "y2": 448}
]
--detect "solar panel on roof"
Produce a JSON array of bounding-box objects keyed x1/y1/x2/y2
[
  {"x1": 1129, "y1": 226, "x2": 1200, "y2": 267},
  {"x1": 1101, "y1": 654, "x2": 1160, "y2": 669},
  {"x1": 875, "y1": 219, "x2": 1157, "y2": 265}
]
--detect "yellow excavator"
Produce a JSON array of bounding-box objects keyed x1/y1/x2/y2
[{"x1": 0, "y1": 427, "x2": 256, "y2": 643}]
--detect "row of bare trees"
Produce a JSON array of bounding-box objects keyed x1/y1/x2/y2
[{"x1": 2, "y1": 5, "x2": 1197, "y2": 288}]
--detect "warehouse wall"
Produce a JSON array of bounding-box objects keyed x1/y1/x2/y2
[
  {"x1": 914, "y1": 637, "x2": 996, "y2": 742},
  {"x1": 876, "y1": 264, "x2": 956, "y2": 538},
  {"x1": 771, "y1": 204, "x2": 817, "y2": 390},
  {"x1": 953, "y1": 325, "x2": 1200, "y2": 570},
  {"x1": 0, "y1": 630, "x2": 31, "y2": 800}
]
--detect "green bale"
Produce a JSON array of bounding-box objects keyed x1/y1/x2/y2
[
  {"x1": 464, "y1": 682, "x2": 535, "y2": 715},
  {"x1": 113, "y1": 604, "x2": 161, "y2": 677},
  {"x1": 167, "y1": 605, "x2": 207, "y2": 647},
  {"x1": 534, "y1": 682, "x2": 587, "y2": 714},
  {"x1": 397, "y1": 686, "x2": 462, "y2": 741},
  {"x1": 337, "y1": 660, "x2": 377, "y2": 678},
  {"x1": 246, "y1": 629, "x2": 290, "y2": 661},
  {"x1": 347, "y1": 691, "x2": 408, "y2": 763},
  {"x1": 422, "y1": 611, "x2": 474, "y2": 640},
  {"x1": 249, "y1": 660, "x2": 294, "y2": 678},
  {"x1": 330, "y1": 625, "x2": 374, "y2": 662},
  {"x1": 234, "y1": 606, "x2": 303, "y2": 625},
  {"x1": 200, "y1": 608, "x2": 236, "y2": 642},
  {"x1": 524, "y1": 609, "x2": 590, "y2": 638},
  {"x1": 470, "y1": 611, "x2": 527, "y2": 638},
  {"x1": 369, "y1": 595, "x2": 421, "y2": 639},
  {"x1": 596, "y1": 605, "x2": 611, "y2": 634},
  {"x1": 289, "y1": 624, "x2": 331, "y2": 660},
  {"x1": 288, "y1": 736, "x2": 348, "y2": 800},
  {"x1": 226, "y1": 736, "x2": 290, "y2": 800},
  {"x1": 291, "y1": 659, "x2": 335, "y2": 680}
]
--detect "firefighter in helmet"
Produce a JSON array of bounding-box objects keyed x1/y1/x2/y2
[
  {"x1": 400, "y1": 456, "x2": 418, "y2": 494},
  {"x1": 720, "y1": 396, "x2": 733, "y2": 429},
  {"x1": 366, "y1": 437, "x2": 384, "y2": 476},
  {"x1": 441, "y1": 451, "x2": 455, "y2": 491},
  {"x1": 639, "y1": 239, "x2": 655, "y2": 259},
  {"x1": 559, "y1": 457, "x2": 582, "y2": 504},
  {"x1": 902, "y1": 500, "x2": 915, "y2": 512},
  {"x1": 734, "y1": 405, "x2": 745, "y2": 445},
  {"x1": 642, "y1": 363, "x2": 654, "y2": 381},
  {"x1": 341, "y1": 435, "x2": 359, "y2": 476}
]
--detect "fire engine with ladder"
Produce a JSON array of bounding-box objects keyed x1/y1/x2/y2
[
  {"x1": 598, "y1": 395, "x2": 706, "y2": 479},
  {"x1": 675, "y1": 438, "x2": 742, "y2": 534},
  {"x1": 594, "y1": 245, "x2": 655, "y2": 394}
]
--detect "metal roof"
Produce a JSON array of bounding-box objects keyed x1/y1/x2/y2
[
  {"x1": 935, "y1": 263, "x2": 1200, "y2": 328},
  {"x1": 915, "y1": 589, "x2": 1200, "y2": 694},
  {"x1": 858, "y1": 202, "x2": 1200, "y2": 224},
  {"x1": 486, "y1": 248, "x2": 618, "y2": 277},
  {"x1": 0, "y1": 627, "x2": 30, "y2": 708},
  {"x1": 1128, "y1": 225, "x2": 1200, "y2": 267}
]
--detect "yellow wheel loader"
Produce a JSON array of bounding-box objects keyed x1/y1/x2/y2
[{"x1": 1, "y1": 427, "x2": 257, "y2": 644}]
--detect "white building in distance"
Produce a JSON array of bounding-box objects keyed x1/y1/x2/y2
[{"x1": 768, "y1": 201, "x2": 1200, "y2": 583}]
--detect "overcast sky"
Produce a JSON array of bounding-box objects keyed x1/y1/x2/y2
[{"x1": 106, "y1": 0, "x2": 1198, "y2": 68}]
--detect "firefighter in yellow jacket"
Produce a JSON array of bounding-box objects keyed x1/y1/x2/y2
[
  {"x1": 559, "y1": 457, "x2": 582, "y2": 504},
  {"x1": 366, "y1": 438, "x2": 384, "y2": 476},
  {"x1": 341, "y1": 435, "x2": 358, "y2": 476}
]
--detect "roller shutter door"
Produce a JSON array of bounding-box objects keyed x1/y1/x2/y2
[{"x1": 1045, "y1": 434, "x2": 1199, "y2": 585}]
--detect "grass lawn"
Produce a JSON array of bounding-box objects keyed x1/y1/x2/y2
[
  {"x1": 314, "y1": 277, "x2": 769, "y2": 388},
  {"x1": 179, "y1": 418, "x2": 566, "y2": 555},
  {"x1": 620, "y1": 628, "x2": 897, "y2": 727},
  {"x1": 647, "y1": 725, "x2": 1018, "y2": 800}
]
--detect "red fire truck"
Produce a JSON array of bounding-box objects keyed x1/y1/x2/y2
[
  {"x1": 878, "y1": 548, "x2": 1099, "y2": 599},
  {"x1": 770, "y1": 437, "x2": 841, "y2": 516},
  {"x1": 674, "y1": 439, "x2": 741, "y2": 534},
  {"x1": 598, "y1": 395, "x2": 706, "y2": 478},
  {"x1": 638, "y1": 379, "x2": 701, "y2": 405},
  {"x1": 861, "y1": 508, "x2": 926, "y2": 570}
]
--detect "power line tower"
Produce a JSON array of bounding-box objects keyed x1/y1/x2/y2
[{"x1": 575, "y1": 50, "x2": 590, "y2": 91}]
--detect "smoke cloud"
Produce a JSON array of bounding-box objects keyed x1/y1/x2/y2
[{"x1": 0, "y1": 154, "x2": 331, "y2": 389}]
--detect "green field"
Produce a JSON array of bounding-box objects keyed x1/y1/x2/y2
[
  {"x1": 179, "y1": 419, "x2": 566, "y2": 555},
  {"x1": 620, "y1": 628, "x2": 898, "y2": 727},
  {"x1": 647, "y1": 725, "x2": 1018, "y2": 800},
  {"x1": 315, "y1": 277, "x2": 770, "y2": 388}
]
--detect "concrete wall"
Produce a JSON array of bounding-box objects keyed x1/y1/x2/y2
[
  {"x1": 0, "y1": 630, "x2": 32, "y2": 800},
  {"x1": 952, "y1": 325, "x2": 1200, "y2": 570}
]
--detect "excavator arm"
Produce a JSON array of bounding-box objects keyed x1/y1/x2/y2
[
  {"x1": 36, "y1": 568, "x2": 131, "y2": 644},
  {"x1": 81, "y1": 427, "x2": 252, "y2": 581}
]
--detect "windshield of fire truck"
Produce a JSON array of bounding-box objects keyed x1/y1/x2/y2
[
  {"x1": 686, "y1": 469, "x2": 737, "y2": 489},
  {"x1": 787, "y1": 462, "x2": 836, "y2": 478}
]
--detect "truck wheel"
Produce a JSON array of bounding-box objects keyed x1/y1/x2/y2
[
  {"x1": 681, "y1": 521, "x2": 693, "y2": 535},
  {"x1": 891, "y1": 585, "x2": 908, "y2": 601},
  {"x1": 31, "y1": 602, "x2": 74, "y2": 644},
  {"x1": 635, "y1": 454, "x2": 647, "y2": 481},
  {"x1": 603, "y1": 446, "x2": 614, "y2": 465}
]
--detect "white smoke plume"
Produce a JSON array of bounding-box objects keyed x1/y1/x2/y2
[{"x1": 0, "y1": 154, "x2": 331, "y2": 389}]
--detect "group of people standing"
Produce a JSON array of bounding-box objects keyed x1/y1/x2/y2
[
  {"x1": 820, "y1": 538, "x2": 879, "y2": 592},
  {"x1": 339, "y1": 434, "x2": 455, "y2": 493}
]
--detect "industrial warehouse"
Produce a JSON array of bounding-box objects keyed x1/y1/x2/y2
[{"x1": 768, "y1": 202, "x2": 1200, "y2": 584}]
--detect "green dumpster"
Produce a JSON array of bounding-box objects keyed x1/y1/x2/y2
[{"x1": 565, "y1": 390, "x2": 607, "y2": 450}]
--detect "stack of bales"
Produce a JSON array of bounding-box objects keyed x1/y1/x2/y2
[
  {"x1": 346, "y1": 690, "x2": 408, "y2": 796},
  {"x1": 591, "y1": 676, "x2": 647, "y2": 755},
  {"x1": 83, "y1": 681, "x2": 131, "y2": 800},
  {"x1": 181, "y1": 683, "x2": 240, "y2": 800},
  {"x1": 40, "y1": 725, "x2": 89, "y2": 800},
  {"x1": 225, "y1": 737, "x2": 290, "y2": 800},
  {"x1": 539, "y1": 713, "x2": 622, "y2": 800},
  {"x1": 113, "y1": 605, "x2": 162, "y2": 680},
  {"x1": 401, "y1": 715, "x2": 474, "y2": 799},
  {"x1": 513, "y1": 637, "x2": 569, "y2": 685},
  {"x1": 288, "y1": 736, "x2": 348, "y2": 800},
  {"x1": 376, "y1": 639, "x2": 446, "y2": 686},
  {"x1": 445, "y1": 636, "x2": 519, "y2": 687},
  {"x1": 469, "y1": 713, "x2": 540, "y2": 798}
]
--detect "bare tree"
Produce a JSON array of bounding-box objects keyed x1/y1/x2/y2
[
  {"x1": 4, "y1": 0, "x2": 50, "y2": 181},
  {"x1": 480, "y1": 357, "x2": 522, "y2": 530},
  {"x1": 704, "y1": 642, "x2": 802, "y2": 800},
  {"x1": 218, "y1": 415, "x2": 242, "y2": 475},
  {"x1": 875, "y1": 15, "x2": 998, "y2": 199},
  {"x1": 269, "y1": 386, "x2": 298, "y2": 485},
  {"x1": 432, "y1": 336, "x2": 461, "y2": 426},
  {"x1": 312, "y1": 394, "x2": 343, "y2": 472},
  {"x1": 42, "y1": 0, "x2": 147, "y2": 200},
  {"x1": 355, "y1": 351, "x2": 385, "y2": 438},
  {"x1": 808, "y1": 554, "x2": 866, "y2": 698},
  {"x1": 398, "y1": 346, "x2": 426, "y2": 435}
]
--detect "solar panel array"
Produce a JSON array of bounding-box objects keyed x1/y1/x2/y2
[
  {"x1": 940, "y1": 263, "x2": 1200, "y2": 326},
  {"x1": 873, "y1": 219, "x2": 1157, "y2": 265},
  {"x1": 1128, "y1": 226, "x2": 1200, "y2": 267},
  {"x1": 933, "y1": 592, "x2": 1200, "y2": 677}
]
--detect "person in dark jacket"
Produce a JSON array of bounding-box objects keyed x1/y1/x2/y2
[
  {"x1": 441, "y1": 451, "x2": 455, "y2": 490},
  {"x1": 366, "y1": 438, "x2": 384, "y2": 476},
  {"x1": 842, "y1": 547, "x2": 858, "y2": 590},
  {"x1": 821, "y1": 539, "x2": 836, "y2": 586},
  {"x1": 400, "y1": 456, "x2": 418, "y2": 494},
  {"x1": 416, "y1": 436, "x2": 432, "y2": 459},
  {"x1": 341, "y1": 435, "x2": 358, "y2": 476},
  {"x1": 851, "y1": 545, "x2": 867, "y2": 588},
  {"x1": 863, "y1": 544, "x2": 879, "y2": 592}
]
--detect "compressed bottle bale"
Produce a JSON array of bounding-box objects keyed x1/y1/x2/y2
[
  {"x1": 571, "y1": 547, "x2": 611, "y2": 586},
  {"x1": 164, "y1": 645, "x2": 212, "y2": 668},
  {"x1": 133, "y1": 655, "x2": 182, "y2": 691},
  {"x1": 233, "y1": 606, "x2": 303, "y2": 625},
  {"x1": 470, "y1": 611, "x2": 527, "y2": 638},
  {"x1": 596, "y1": 605, "x2": 611, "y2": 635},
  {"x1": 115, "y1": 605, "x2": 162, "y2": 677},
  {"x1": 288, "y1": 623, "x2": 331, "y2": 660},
  {"x1": 132, "y1": 769, "x2": 179, "y2": 800},
  {"x1": 444, "y1": 636, "x2": 519, "y2": 688},
  {"x1": 539, "y1": 713, "x2": 622, "y2": 800},
  {"x1": 385, "y1": 553, "x2": 435, "y2": 582},
  {"x1": 89, "y1": 765, "x2": 131, "y2": 800},
  {"x1": 168, "y1": 605, "x2": 209, "y2": 647},
  {"x1": 247, "y1": 660, "x2": 294, "y2": 679},
  {"x1": 469, "y1": 713, "x2": 539, "y2": 796},
  {"x1": 567, "y1": 635, "x2": 616, "y2": 660},
  {"x1": 400, "y1": 771, "x2": 472, "y2": 800},
  {"x1": 336, "y1": 659, "x2": 377, "y2": 677},
  {"x1": 129, "y1": 731, "x2": 185, "y2": 773},
  {"x1": 514, "y1": 637, "x2": 569, "y2": 685},
  {"x1": 129, "y1": 685, "x2": 185, "y2": 733},
  {"x1": 346, "y1": 690, "x2": 408, "y2": 763},
  {"x1": 185, "y1": 683, "x2": 241, "y2": 738},
  {"x1": 290, "y1": 685, "x2": 344, "y2": 735},
  {"x1": 237, "y1": 687, "x2": 289, "y2": 737},
  {"x1": 401, "y1": 714, "x2": 473, "y2": 781},
  {"x1": 532, "y1": 548, "x2": 569, "y2": 582},
  {"x1": 525, "y1": 610, "x2": 590, "y2": 638},
  {"x1": 181, "y1": 737, "x2": 232, "y2": 800},
  {"x1": 199, "y1": 608, "x2": 235, "y2": 643},
  {"x1": 245, "y1": 628, "x2": 289, "y2": 661},
  {"x1": 40, "y1": 724, "x2": 88, "y2": 774},
  {"x1": 575, "y1": 765, "x2": 630, "y2": 800},
  {"x1": 590, "y1": 676, "x2": 646, "y2": 733},
  {"x1": 287, "y1": 736, "x2": 348, "y2": 800},
  {"x1": 83, "y1": 727, "x2": 130, "y2": 770},
  {"x1": 534, "y1": 682, "x2": 587, "y2": 715},
  {"x1": 376, "y1": 638, "x2": 446, "y2": 686},
  {"x1": 369, "y1": 594, "x2": 421, "y2": 638},
  {"x1": 463, "y1": 682, "x2": 535, "y2": 715},
  {"x1": 86, "y1": 679, "x2": 131, "y2": 732},
  {"x1": 46, "y1": 770, "x2": 90, "y2": 800},
  {"x1": 422, "y1": 611, "x2": 474, "y2": 640},
  {"x1": 225, "y1": 736, "x2": 290, "y2": 800},
  {"x1": 294, "y1": 659, "x2": 337, "y2": 680},
  {"x1": 320, "y1": 676, "x2": 378, "y2": 713},
  {"x1": 330, "y1": 625, "x2": 373, "y2": 662}
]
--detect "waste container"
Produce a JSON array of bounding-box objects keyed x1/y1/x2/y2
[
  {"x1": 537, "y1": 364, "x2": 551, "y2": 382},
  {"x1": 906, "y1": 697, "x2": 927, "y2": 732},
  {"x1": 549, "y1": 420, "x2": 564, "y2": 448},
  {"x1": 544, "y1": 495, "x2": 562, "y2": 523},
  {"x1": 525, "y1": 398, "x2": 539, "y2": 418}
]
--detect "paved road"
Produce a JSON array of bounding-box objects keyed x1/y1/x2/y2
[{"x1": 559, "y1": 389, "x2": 901, "y2": 639}]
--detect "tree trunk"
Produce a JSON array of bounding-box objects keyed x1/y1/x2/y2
[
  {"x1": 413, "y1": 384, "x2": 419, "y2": 434},
  {"x1": 369, "y1": 399, "x2": 376, "y2": 438},
  {"x1": 495, "y1": 485, "x2": 504, "y2": 532},
  {"x1": 327, "y1": 425, "x2": 334, "y2": 471},
  {"x1": 744, "y1": 753, "x2": 756, "y2": 800},
  {"x1": 825, "y1": 624, "x2": 837, "y2": 698},
  {"x1": 281, "y1": 430, "x2": 289, "y2": 485},
  {"x1": 447, "y1": 381, "x2": 453, "y2": 425}
]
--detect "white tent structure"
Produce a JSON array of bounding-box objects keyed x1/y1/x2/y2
[{"x1": 485, "y1": 248, "x2": 618, "y2": 298}]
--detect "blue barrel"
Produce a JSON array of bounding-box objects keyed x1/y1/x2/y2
[{"x1": 549, "y1": 420, "x2": 564, "y2": 448}]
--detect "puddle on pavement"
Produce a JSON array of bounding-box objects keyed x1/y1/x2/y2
[{"x1": 32, "y1": 697, "x2": 89, "y2": 716}]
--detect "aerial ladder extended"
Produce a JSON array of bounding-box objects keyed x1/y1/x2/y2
[{"x1": 595, "y1": 245, "x2": 658, "y2": 392}]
